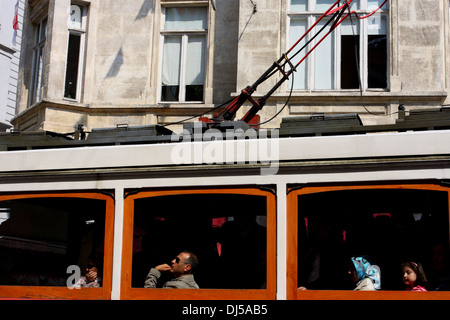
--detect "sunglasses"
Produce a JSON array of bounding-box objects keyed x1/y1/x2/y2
[
  {"x1": 175, "y1": 257, "x2": 189, "y2": 265},
  {"x1": 87, "y1": 263, "x2": 95, "y2": 269}
]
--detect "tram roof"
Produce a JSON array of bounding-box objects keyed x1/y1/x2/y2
[{"x1": 1, "y1": 107, "x2": 450, "y2": 152}]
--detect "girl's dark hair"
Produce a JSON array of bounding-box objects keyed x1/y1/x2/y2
[{"x1": 402, "y1": 261, "x2": 428, "y2": 286}]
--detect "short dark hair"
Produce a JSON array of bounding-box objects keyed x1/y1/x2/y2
[
  {"x1": 402, "y1": 261, "x2": 427, "y2": 286},
  {"x1": 182, "y1": 251, "x2": 199, "y2": 273}
]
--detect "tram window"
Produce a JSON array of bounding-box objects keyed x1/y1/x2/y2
[
  {"x1": 296, "y1": 189, "x2": 450, "y2": 291},
  {"x1": 131, "y1": 193, "x2": 267, "y2": 289},
  {"x1": 0, "y1": 197, "x2": 106, "y2": 287}
]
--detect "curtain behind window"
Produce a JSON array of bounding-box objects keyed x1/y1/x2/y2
[
  {"x1": 161, "y1": 36, "x2": 181, "y2": 86},
  {"x1": 186, "y1": 35, "x2": 206, "y2": 86}
]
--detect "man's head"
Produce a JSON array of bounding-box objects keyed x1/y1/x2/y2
[{"x1": 170, "y1": 251, "x2": 198, "y2": 277}]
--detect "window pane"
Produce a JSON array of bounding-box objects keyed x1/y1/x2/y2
[
  {"x1": 31, "y1": 18, "x2": 48, "y2": 106},
  {"x1": 341, "y1": 19, "x2": 360, "y2": 36},
  {"x1": 185, "y1": 85, "x2": 203, "y2": 101},
  {"x1": 69, "y1": 5, "x2": 82, "y2": 29},
  {"x1": 185, "y1": 35, "x2": 205, "y2": 86},
  {"x1": 161, "y1": 36, "x2": 181, "y2": 101},
  {"x1": 0, "y1": 197, "x2": 106, "y2": 287},
  {"x1": 368, "y1": 15, "x2": 387, "y2": 88},
  {"x1": 161, "y1": 86, "x2": 179, "y2": 102},
  {"x1": 340, "y1": 21, "x2": 360, "y2": 89},
  {"x1": 164, "y1": 7, "x2": 207, "y2": 30},
  {"x1": 289, "y1": 17, "x2": 308, "y2": 89},
  {"x1": 348, "y1": 0, "x2": 359, "y2": 10},
  {"x1": 368, "y1": 0, "x2": 387, "y2": 10},
  {"x1": 297, "y1": 189, "x2": 450, "y2": 290},
  {"x1": 316, "y1": 0, "x2": 336, "y2": 11},
  {"x1": 132, "y1": 194, "x2": 267, "y2": 289},
  {"x1": 32, "y1": 46, "x2": 45, "y2": 104},
  {"x1": 64, "y1": 33, "x2": 81, "y2": 99},
  {"x1": 38, "y1": 18, "x2": 47, "y2": 43},
  {"x1": 341, "y1": 35, "x2": 359, "y2": 89},
  {"x1": 368, "y1": 35, "x2": 387, "y2": 88},
  {"x1": 290, "y1": 0, "x2": 308, "y2": 11},
  {"x1": 314, "y1": 20, "x2": 334, "y2": 90},
  {"x1": 367, "y1": 14, "x2": 386, "y2": 35},
  {"x1": 185, "y1": 35, "x2": 205, "y2": 101}
]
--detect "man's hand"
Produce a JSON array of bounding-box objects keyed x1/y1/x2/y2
[{"x1": 155, "y1": 263, "x2": 171, "y2": 272}]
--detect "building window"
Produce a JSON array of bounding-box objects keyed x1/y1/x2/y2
[
  {"x1": 64, "y1": 4, "x2": 87, "y2": 100},
  {"x1": 29, "y1": 17, "x2": 47, "y2": 106},
  {"x1": 160, "y1": 7, "x2": 208, "y2": 102},
  {"x1": 288, "y1": 0, "x2": 388, "y2": 91}
]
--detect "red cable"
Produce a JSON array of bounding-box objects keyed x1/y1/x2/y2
[
  {"x1": 344, "y1": 0, "x2": 389, "y2": 20},
  {"x1": 327, "y1": 0, "x2": 355, "y2": 16},
  {"x1": 293, "y1": 4, "x2": 350, "y2": 69},
  {"x1": 286, "y1": 0, "x2": 343, "y2": 54}
]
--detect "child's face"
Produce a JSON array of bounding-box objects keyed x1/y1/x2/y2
[{"x1": 402, "y1": 266, "x2": 417, "y2": 287}]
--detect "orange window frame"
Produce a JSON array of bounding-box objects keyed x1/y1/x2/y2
[
  {"x1": 286, "y1": 183, "x2": 450, "y2": 300},
  {"x1": 121, "y1": 187, "x2": 277, "y2": 300},
  {"x1": 0, "y1": 191, "x2": 114, "y2": 300}
]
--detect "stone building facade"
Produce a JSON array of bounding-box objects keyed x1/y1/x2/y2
[{"x1": 11, "y1": 0, "x2": 450, "y2": 133}]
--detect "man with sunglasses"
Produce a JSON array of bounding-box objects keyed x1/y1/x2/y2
[{"x1": 144, "y1": 251, "x2": 199, "y2": 289}]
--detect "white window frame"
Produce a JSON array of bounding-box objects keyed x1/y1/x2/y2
[
  {"x1": 29, "y1": 16, "x2": 47, "y2": 106},
  {"x1": 287, "y1": 0, "x2": 389, "y2": 92},
  {"x1": 63, "y1": 3, "x2": 87, "y2": 102},
  {"x1": 158, "y1": 6, "x2": 208, "y2": 103}
]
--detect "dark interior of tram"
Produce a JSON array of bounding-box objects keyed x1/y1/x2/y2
[
  {"x1": 297, "y1": 188, "x2": 450, "y2": 291},
  {"x1": 0, "y1": 197, "x2": 106, "y2": 286},
  {"x1": 132, "y1": 193, "x2": 268, "y2": 289}
]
